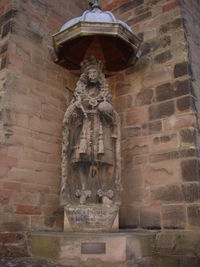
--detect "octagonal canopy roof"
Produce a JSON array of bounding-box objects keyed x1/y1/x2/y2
[
  {"x1": 60, "y1": 6, "x2": 133, "y2": 34},
  {"x1": 52, "y1": 0, "x2": 142, "y2": 73}
]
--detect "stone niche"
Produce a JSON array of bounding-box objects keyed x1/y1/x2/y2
[{"x1": 52, "y1": 1, "x2": 141, "y2": 233}]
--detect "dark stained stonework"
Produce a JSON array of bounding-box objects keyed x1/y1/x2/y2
[
  {"x1": 122, "y1": 126, "x2": 141, "y2": 138},
  {"x1": 115, "y1": 83, "x2": 131, "y2": 97},
  {"x1": 149, "y1": 101, "x2": 175, "y2": 120},
  {"x1": 154, "y1": 50, "x2": 172, "y2": 64},
  {"x1": 159, "y1": 18, "x2": 182, "y2": 34},
  {"x1": 151, "y1": 184, "x2": 183, "y2": 202},
  {"x1": 0, "y1": 258, "x2": 65, "y2": 267},
  {"x1": 119, "y1": 206, "x2": 140, "y2": 228},
  {"x1": 141, "y1": 35, "x2": 171, "y2": 56},
  {"x1": 182, "y1": 183, "x2": 200, "y2": 202},
  {"x1": 177, "y1": 96, "x2": 196, "y2": 111},
  {"x1": 127, "y1": 11, "x2": 152, "y2": 25},
  {"x1": 181, "y1": 159, "x2": 199, "y2": 181},
  {"x1": 162, "y1": 205, "x2": 186, "y2": 229},
  {"x1": 145, "y1": 121, "x2": 162, "y2": 134},
  {"x1": 174, "y1": 79, "x2": 191, "y2": 96},
  {"x1": 118, "y1": 0, "x2": 144, "y2": 14},
  {"x1": 174, "y1": 62, "x2": 188, "y2": 78},
  {"x1": 156, "y1": 83, "x2": 174, "y2": 101},
  {"x1": 188, "y1": 205, "x2": 200, "y2": 227},
  {"x1": 149, "y1": 148, "x2": 198, "y2": 163},
  {"x1": 180, "y1": 128, "x2": 197, "y2": 144},
  {"x1": 135, "y1": 88, "x2": 153, "y2": 106},
  {"x1": 140, "y1": 208, "x2": 161, "y2": 229}
]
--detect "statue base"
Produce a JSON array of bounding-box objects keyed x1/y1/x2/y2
[
  {"x1": 29, "y1": 231, "x2": 156, "y2": 266},
  {"x1": 64, "y1": 204, "x2": 119, "y2": 232}
]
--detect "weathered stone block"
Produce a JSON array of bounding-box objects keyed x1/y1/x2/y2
[
  {"x1": 180, "y1": 127, "x2": 197, "y2": 144},
  {"x1": 151, "y1": 133, "x2": 178, "y2": 152},
  {"x1": 140, "y1": 207, "x2": 161, "y2": 229},
  {"x1": 16, "y1": 205, "x2": 41, "y2": 215},
  {"x1": 119, "y1": 206, "x2": 140, "y2": 228},
  {"x1": 119, "y1": 0, "x2": 144, "y2": 14},
  {"x1": 163, "y1": 114, "x2": 197, "y2": 131},
  {"x1": 156, "y1": 256, "x2": 200, "y2": 267},
  {"x1": 125, "y1": 106, "x2": 149, "y2": 125},
  {"x1": 149, "y1": 101, "x2": 175, "y2": 120},
  {"x1": 181, "y1": 159, "x2": 199, "y2": 181},
  {"x1": 135, "y1": 88, "x2": 153, "y2": 106},
  {"x1": 188, "y1": 205, "x2": 200, "y2": 227},
  {"x1": 156, "y1": 83, "x2": 174, "y2": 102},
  {"x1": 115, "y1": 95, "x2": 132, "y2": 112},
  {"x1": 123, "y1": 167, "x2": 143, "y2": 188},
  {"x1": 128, "y1": 12, "x2": 152, "y2": 25},
  {"x1": 177, "y1": 96, "x2": 195, "y2": 111},
  {"x1": 122, "y1": 186, "x2": 144, "y2": 203},
  {"x1": 182, "y1": 183, "x2": 200, "y2": 202},
  {"x1": 163, "y1": 0, "x2": 180, "y2": 12},
  {"x1": 151, "y1": 184, "x2": 183, "y2": 202},
  {"x1": 142, "y1": 121, "x2": 162, "y2": 135},
  {"x1": 149, "y1": 151, "x2": 179, "y2": 163},
  {"x1": 115, "y1": 83, "x2": 131, "y2": 97},
  {"x1": 144, "y1": 160, "x2": 180, "y2": 186},
  {"x1": 150, "y1": 148, "x2": 197, "y2": 163},
  {"x1": 122, "y1": 126, "x2": 141, "y2": 138},
  {"x1": 154, "y1": 50, "x2": 172, "y2": 64},
  {"x1": 162, "y1": 205, "x2": 186, "y2": 229},
  {"x1": 174, "y1": 62, "x2": 188, "y2": 78},
  {"x1": 141, "y1": 35, "x2": 171, "y2": 56},
  {"x1": 155, "y1": 230, "x2": 200, "y2": 256},
  {"x1": 174, "y1": 79, "x2": 191, "y2": 97},
  {"x1": 160, "y1": 18, "x2": 182, "y2": 34}
]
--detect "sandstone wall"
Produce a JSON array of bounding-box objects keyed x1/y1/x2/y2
[
  {"x1": 101, "y1": 0, "x2": 200, "y2": 230},
  {"x1": 1, "y1": 0, "x2": 200, "y2": 258},
  {"x1": 0, "y1": 0, "x2": 87, "y2": 256}
]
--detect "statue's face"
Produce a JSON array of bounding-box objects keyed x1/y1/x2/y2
[{"x1": 88, "y1": 67, "x2": 98, "y2": 83}]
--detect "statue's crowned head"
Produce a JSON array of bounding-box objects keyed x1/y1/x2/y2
[{"x1": 81, "y1": 56, "x2": 103, "y2": 83}]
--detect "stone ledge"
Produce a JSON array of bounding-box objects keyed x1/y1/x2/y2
[{"x1": 28, "y1": 230, "x2": 200, "y2": 267}]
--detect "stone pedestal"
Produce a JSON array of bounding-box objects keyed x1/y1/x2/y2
[
  {"x1": 29, "y1": 231, "x2": 156, "y2": 266},
  {"x1": 64, "y1": 205, "x2": 119, "y2": 232}
]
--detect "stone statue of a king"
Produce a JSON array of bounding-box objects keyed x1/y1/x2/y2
[{"x1": 61, "y1": 57, "x2": 121, "y2": 232}]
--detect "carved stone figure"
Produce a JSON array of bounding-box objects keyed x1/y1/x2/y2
[{"x1": 61, "y1": 56, "x2": 121, "y2": 231}]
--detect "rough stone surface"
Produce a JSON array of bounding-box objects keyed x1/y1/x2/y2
[
  {"x1": 101, "y1": 0, "x2": 200, "y2": 232},
  {"x1": 162, "y1": 205, "x2": 186, "y2": 229},
  {"x1": 0, "y1": 258, "x2": 65, "y2": 267}
]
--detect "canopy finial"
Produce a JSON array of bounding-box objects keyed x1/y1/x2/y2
[{"x1": 92, "y1": 0, "x2": 101, "y2": 10}]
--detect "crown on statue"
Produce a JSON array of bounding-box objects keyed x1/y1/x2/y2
[{"x1": 81, "y1": 56, "x2": 103, "y2": 72}]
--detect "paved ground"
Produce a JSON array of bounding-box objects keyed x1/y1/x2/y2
[{"x1": 0, "y1": 258, "x2": 67, "y2": 267}]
